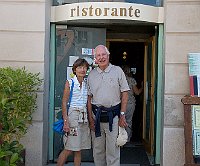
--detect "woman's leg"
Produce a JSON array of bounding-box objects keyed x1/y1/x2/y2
[
  {"x1": 74, "y1": 151, "x2": 81, "y2": 166},
  {"x1": 57, "y1": 149, "x2": 72, "y2": 166},
  {"x1": 125, "y1": 103, "x2": 135, "y2": 142}
]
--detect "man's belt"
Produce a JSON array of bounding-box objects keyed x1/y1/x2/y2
[{"x1": 92, "y1": 104, "x2": 121, "y2": 137}]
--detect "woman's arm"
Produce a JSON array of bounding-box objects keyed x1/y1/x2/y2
[
  {"x1": 62, "y1": 80, "x2": 70, "y2": 133},
  {"x1": 132, "y1": 82, "x2": 143, "y2": 95}
]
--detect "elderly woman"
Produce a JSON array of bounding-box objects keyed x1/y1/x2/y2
[
  {"x1": 57, "y1": 58, "x2": 91, "y2": 166},
  {"x1": 122, "y1": 65, "x2": 143, "y2": 142}
]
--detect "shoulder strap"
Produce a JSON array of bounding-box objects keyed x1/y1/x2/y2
[{"x1": 67, "y1": 79, "x2": 74, "y2": 111}]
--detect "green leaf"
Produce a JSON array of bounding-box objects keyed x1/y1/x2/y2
[
  {"x1": 10, "y1": 153, "x2": 18, "y2": 164},
  {"x1": 0, "y1": 151, "x2": 6, "y2": 158},
  {"x1": 4, "y1": 151, "x2": 12, "y2": 157},
  {"x1": 0, "y1": 67, "x2": 42, "y2": 142},
  {"x1": 0, "y1": 150, "x2": 13, "y2": 158},
  {"x1": 0, "y1": 160, "x2": 8, "y2": 166},
  {"x1": 10, "y1": 164, "x2": 16, "y2": 166},
  {"x1": 10, "y1": 141, "x2": 19, "y2": 148}
]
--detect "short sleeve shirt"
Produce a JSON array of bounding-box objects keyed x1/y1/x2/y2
[
  {"x1": 126, "y1": 76, "x2": 137, "y2": 104},
  {"x1": 87, "y1": 63, "x2": 130, "y2": 107}
]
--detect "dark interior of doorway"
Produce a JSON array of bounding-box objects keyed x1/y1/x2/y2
[{"x1": 109, "y1": 41, "x2": 144, "y2": 143}]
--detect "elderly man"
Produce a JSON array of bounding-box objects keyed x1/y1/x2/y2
[{"x1": 87, "y1": 45, "x2": 130, "y2": 166}]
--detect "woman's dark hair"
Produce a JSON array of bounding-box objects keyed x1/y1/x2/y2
[
  {"x1": 72, "y1": 58, "x2": 89, "y2": 74},
  {"x1": 122, "y1": 65, "x2": 132, "y2": 77}
]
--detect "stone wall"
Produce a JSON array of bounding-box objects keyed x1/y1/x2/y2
[
  {"x1": 0, "y1": 0, "x2": 50, "y2": 165},
  {"x1": 163, "y1": 0, "x2": 200, "y2": 165}
]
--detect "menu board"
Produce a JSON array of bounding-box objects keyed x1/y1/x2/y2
[{"x1": 192, "y1": 105, "x2": 200, "y2": 156}]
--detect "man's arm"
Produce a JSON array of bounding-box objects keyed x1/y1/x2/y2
[{"x1": 119, "y1": 91, "x2": 128, "y2": 128}]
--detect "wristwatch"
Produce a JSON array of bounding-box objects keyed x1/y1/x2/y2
[{"x1": 120, "y1": 112, "x2": 125, "y2": 116}]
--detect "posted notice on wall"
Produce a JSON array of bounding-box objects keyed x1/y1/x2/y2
[
  {"x1": 69, "y1": 56, "x2": 79, "y2": 66},
  {"x1": 82, "y1": 48, "x2": 94, "y2": 55},
  {"x1": 188, "y1": 53, "x2": 200, "y2": 97},
  {"x1": 67, "y1": 67, "x2": 74, "y2": 80},
  {"x1": 188, "y1": 53, "x2": 200, "y2": 76}
]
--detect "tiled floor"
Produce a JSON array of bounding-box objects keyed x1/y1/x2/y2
[{"x1": 48, "y1": 142, "x2": 149, "y2": 166}]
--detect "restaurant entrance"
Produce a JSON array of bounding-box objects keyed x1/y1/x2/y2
[{"x1": 50, "y1": 24, "x2": 159, "y2": 165}]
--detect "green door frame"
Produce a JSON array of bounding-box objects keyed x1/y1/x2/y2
[
  {"x1": 49, "y1": 23, "x2": 56, "y2": 161},
  {"x1": 155, "y1": 24, "x2": 164, "y2": 165}
]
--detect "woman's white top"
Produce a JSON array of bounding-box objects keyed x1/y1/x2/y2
[{"x1": 68, "y1": 75, "x2": 87, "y2": 108}]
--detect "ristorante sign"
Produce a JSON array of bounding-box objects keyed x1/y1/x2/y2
[
  {"x1": 51, "y1": 2, "x2": 164, "y2": 23},
  {"x1": 70, "y1": 5, "x2": 141, "y2": 18}
]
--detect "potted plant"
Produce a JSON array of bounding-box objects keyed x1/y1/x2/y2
[{"x1": 0, "y1": 67, "x2": 42, "y2": 166}]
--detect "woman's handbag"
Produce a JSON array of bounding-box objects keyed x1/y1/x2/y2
[
  {"x1": 53, "y1": 79, "x2": 74, "y2": 134},
  {"x1": 53, "y1": 119, "x2": 65, "y2": 134}
]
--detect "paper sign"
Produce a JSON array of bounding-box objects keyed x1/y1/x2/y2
[
  {"x1": 69, "y1": 56, "x2": 79, "y2": 66},
  {"x1": 67, "y1": 67, "x2": 74, "y2": 80},
  {"x1": 82, "y1": 48, "x2": 94, "y2": 55},
  {"x1": 193, "y1": 130, "x2": 200, "y2": 156},
  {"x1": 188, "y1": 53, "x2": 200, "y2": 76},
  {"x1": 192, "y1": 105, "x2": 200, "y2": 129}
]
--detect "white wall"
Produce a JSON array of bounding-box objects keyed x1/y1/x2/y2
[
  {"x1": 163, "y1": 0, "x2": 200, "y2": 165},
  {"x1": 0, "y1": 0, "x2": 50, "y2": 165}
]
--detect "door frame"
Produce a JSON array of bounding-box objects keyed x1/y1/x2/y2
[
  {"x1": 155, "y1": 24, "x2": 164, "y2": 165},
  {"x1": 143, "y1": 36, "x2": 156, "y2": 155},
  {"x1": 49, "y1": 24, "x2": 164, "y2": 165},
  {"x1": 49, "y1": 23, "x2": 56, "y2": 161}
]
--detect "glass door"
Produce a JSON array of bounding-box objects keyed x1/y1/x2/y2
[{"x1": 53, "y1": 25, "x2": 106, "y2": 162}]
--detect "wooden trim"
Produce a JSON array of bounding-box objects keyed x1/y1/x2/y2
[
  {"x1": 181, "y1": 96, "x2": 200, "y2": 166},
  {"x1": 143, "y1": 44, "x2": 148, "y2": 141},
  {"x1": 142, "y1": 37, "x2": 156, "y2": 155},
  {"x1": 150, "y1": 36, "x2": 156, "y2": 155},
  {"x1": 182, "y1": 96, "x2": 200, "y2": 105}
]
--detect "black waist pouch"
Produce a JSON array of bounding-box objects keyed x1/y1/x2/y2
[{"x1": 100, "y1": 112, "x2": 109, "y2": 123}]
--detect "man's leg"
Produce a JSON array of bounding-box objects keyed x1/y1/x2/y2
[
  {"x1": 91, "y1": 123, "x2": 106, "y2": 166},
  {"x1": 105, "y1": 117, "x2": 120, "y2": 166}
]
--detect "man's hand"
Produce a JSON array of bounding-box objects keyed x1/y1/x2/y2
[{"x1": 118, "y1": 115, "x2": 128, "y2": 128}]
